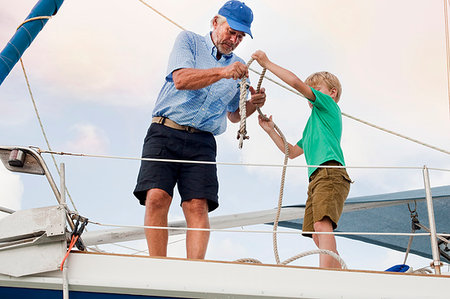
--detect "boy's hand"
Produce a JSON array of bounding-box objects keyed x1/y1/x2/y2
[
  {"x1": 251, "y1": 50, "x2": 270, "y2": 68},
  {"x1": 258, "y1": 114, "x2": 275, "y2": 133}
]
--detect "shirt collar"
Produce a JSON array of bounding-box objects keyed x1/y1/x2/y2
[{"x1": 205, "y1": 32, "x2": 233, "y2": 61}]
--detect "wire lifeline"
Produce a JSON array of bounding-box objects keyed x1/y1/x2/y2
[
  {"x1": 36, "y1": 148, "x2": 449, "y2": 172},
  {"x1": 137, "y1": 0, "x2": 450, "y2": 155},
  {"x1": 8, "y1": 0, "x2": 449, "y2": 269},
  {"x1": 88, "y1": 220, "x2": 450, "y2": 237},
  {"x1": 18, "y1": 1, "x2": 449, "y2": 223}
]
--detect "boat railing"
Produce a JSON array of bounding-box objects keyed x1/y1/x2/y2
[{"x1": 0, "y1": 145, "x2": 449, "y2": 275}]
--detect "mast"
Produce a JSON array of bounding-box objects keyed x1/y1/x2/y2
[
  {"x1": 0, "y1": 0, "x2": 65, "y2": 85},
  {"x1": 445, "y1": 0, "x2": 450, "y2": 114}
]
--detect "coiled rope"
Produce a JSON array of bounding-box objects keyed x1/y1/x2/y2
[{"x1": 238, "y1": 58, "x2": 290, "y2": 265}]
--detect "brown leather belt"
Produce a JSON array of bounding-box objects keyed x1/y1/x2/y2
[{"x1": 152, "y1": 116, "x2": 203, "y2": 133}]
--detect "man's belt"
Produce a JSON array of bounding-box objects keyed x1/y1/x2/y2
[{"x1": 152, "y1": 116, "x2": 203, "y2": 133}]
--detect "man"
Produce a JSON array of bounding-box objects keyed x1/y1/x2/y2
[{"x1": 133, "y1": 1, "x2": 266, "y2": 259}]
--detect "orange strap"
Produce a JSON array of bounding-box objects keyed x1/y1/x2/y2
[{"x1": 60, "y1": 235, "x2": 79, "y2": 271}]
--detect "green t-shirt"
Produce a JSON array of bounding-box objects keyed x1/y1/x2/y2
[{"x1": 297, "y1": 88, "x2": 345, "y2": 178}]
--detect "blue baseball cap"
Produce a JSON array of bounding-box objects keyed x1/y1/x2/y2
[{"x1": 218, "y1": 1, "x2": 254, "y2": 38}]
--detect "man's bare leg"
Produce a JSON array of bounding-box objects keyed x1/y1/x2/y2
[
  {"x1": 313, "y1": 217, "x2": 341, "y2": 268},
  {"x1": 144, "y1": 188, "x2": 172, "y2": 257},
  {"x1": 182, "y1": 198, "x2": 210, "y2": 259}
]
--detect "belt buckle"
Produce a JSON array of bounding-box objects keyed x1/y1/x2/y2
[
  {"x1": 185, "y1": 126, "x2": 195, "y2": 133},
  {"x1": 154, "y1": 117, "x2": 165, "y2": 125}
]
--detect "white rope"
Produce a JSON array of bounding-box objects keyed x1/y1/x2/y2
[
  {"x1": 36, "y1": 148, "x2": 450, "y2": 171},
  {"x1": 281, "y1": 249, "x2": 348, "y2": 269},
  {"x1": 412, "y1": 267, "x2": 433, "y2": 274},
  {"x1": 88, "y1": 220, "x2": 450, "y2": 237},
  {"x1": 237, "y1": 79, "x2": 249, "y2": 148},
  {"x1": 241, "y1": 59, "x2": 290, "y2": 264},
  {"x1": 234, "y1": 258, "x2": 263, "y2": 264}
]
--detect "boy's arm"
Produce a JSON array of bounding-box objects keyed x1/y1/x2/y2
[
  {"x1": 252, "y1": 51, "x2": 315, "y2": 101},
  {"x1": 258, "y1": 115, "x2": 304, "y2": 159}
]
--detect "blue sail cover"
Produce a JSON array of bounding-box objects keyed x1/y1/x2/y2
[
  {"x1": 0, "y1": 0, "x2": 64, "y2": 85},
  {"x1": 273, "y1": 185, "x2": 450, "y2": 262}
]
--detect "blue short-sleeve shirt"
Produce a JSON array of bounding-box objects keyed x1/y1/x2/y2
[{"x1": 152, "y1": 31, "x2": 247, "y2": 135}]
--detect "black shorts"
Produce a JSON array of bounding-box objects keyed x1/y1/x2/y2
[{"x1": 133, "y1": 123, "x2": 219, "y2": 212}]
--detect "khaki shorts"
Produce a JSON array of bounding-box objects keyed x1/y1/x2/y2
[{"x1": 302, "y1": 161, "x2": 352, "y2": 238}]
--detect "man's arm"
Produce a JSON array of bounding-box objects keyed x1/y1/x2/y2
[{"x1": 172, "y1": 61, "x2": 248, "y2": 90}]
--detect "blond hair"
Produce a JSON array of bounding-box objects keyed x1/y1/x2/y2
[{"x1": 305, "y1": 71, "x2": 342, "y2": 102}]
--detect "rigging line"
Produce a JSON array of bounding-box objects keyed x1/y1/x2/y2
[
  {"x1": 88, "y1": 220, "x2": 450, "y2": 237},
  {"x1": 17, "y1": 16, "x2": 51, "y2": 30},
  {"x1": 445, "y1": 0, "x2": 450, "y2": 115},
  {"x1": 36, "y1": 149, "x2": 444, "y2": 170},
  {"x1": 239, "y1": 59, "x2": 289, "y2": 264},
  {"x1": 137, "y1": 0, "x2": 185, "y2": 31},
  {"x1": 341, "y1": 113, "x2": 450, "y2": 155},
  {"x1": 19, "y1": 59, "x2": 80, "y2": 215},
  {"x1": 250, "y1": 67, "x2": 450, "y2": 156},
  {"x1": 138, "y1": 0, "x2": 450, "y2": 155},
  {"x1": 428, "y1": 167, "x2": 450, "y2": 172}
]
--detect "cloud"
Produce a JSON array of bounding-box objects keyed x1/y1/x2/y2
[{"x1": 64, "y1": 123, "x2": 110, "y2": 154}]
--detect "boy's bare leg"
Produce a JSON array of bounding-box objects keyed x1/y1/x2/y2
[
  {"x1": 314, "y1": 217, "x2": 341, "y2": 268},
  {"x1": 144, "y1": 188, "x2": 172, "y2": 257},
  {"x1": 182, "y1": 198, "x2": 210, "y2": 259}
]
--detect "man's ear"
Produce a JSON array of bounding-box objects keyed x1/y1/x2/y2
[{"x1": 212, "y1": 16, "x2": 219, "y2": 29}]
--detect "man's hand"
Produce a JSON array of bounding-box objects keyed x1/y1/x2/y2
[
  {"x1": 223, "y1": 61, "x2": 248, "y2": 80},
  {"x1": 249, "y1": 86, "x2": 266, "y2": 108}
]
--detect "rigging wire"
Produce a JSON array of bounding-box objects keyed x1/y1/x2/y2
[
  {"x1": 444, "y1": 0, "x2": 450, "y2": 115},
  {"x1": 138, "y1": 0, "x2": 450, "y2": 156},
  {"x1": 88, "y1": 220, "x2": 450, "y2": 238},
  {"x1": 9, "y1": 1, "x2": 450, "y2": 261},
  {"x1": 19, "y1": 58, "x2": 80, "y2": 214},
  {"x1": 137, "y1": 0, "x2": 185, "y2": 31},
  {"x1": 15, "y1": 16, "x2": 81, "y2": 215},
  {"x1": 36, "y1": 148, "x2": 450, "y2": 172}
]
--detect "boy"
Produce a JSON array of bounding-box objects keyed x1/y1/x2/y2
[{"x1": 252, "y1": 50, "x2": 351, "y2": 268}]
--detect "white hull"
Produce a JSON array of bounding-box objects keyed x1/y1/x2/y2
[{"x1": 0, "y1": 251, "x2": 449, "y2": 299}]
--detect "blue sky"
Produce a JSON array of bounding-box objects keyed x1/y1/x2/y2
[{"x1": 1, "y1": 0, "x2": 449, "y2": 271}]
